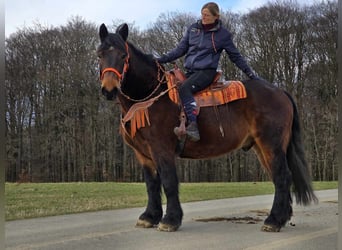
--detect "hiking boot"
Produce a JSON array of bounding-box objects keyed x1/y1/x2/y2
[{"x1": 186, "y1": 122, "x2": 200, "y2": 142}]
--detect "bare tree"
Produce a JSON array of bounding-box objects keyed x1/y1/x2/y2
[{"x1": 5, "y1": 1, "x2": 337, "y2": 182}]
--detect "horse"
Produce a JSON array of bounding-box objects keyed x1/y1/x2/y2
[{"x1": 97, "y1": 23, "x2": 317, "y2": 232}]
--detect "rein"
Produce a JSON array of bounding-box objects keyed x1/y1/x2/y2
[
  {"x1": 118, "y1": 60, "x2": 167, "y2": 102},
  {"x1": 120, "y1": 61, "x2": 176, "y2": 138}
]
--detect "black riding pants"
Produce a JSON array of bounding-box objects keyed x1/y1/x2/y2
[{"x1": 178, "y1": 69, "x2": 217, "y2": 122}]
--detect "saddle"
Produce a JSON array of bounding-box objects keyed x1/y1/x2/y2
[{"x1": 166, "y1": 67, "x2": 247, "y2": 108}]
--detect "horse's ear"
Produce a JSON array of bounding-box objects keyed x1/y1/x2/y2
[
  {"x1": 99, "y1": 23, "x2": 108, "y2": 42},
  {"x1": 116, "y1": 23, "x2": 128, "y2": 41}
]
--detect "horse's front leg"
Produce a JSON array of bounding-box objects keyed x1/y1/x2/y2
[
  {"x1": 157, "y1": 157, "x2": 183, "y2": 232},
  {"x1": 136, "y1": 167, "x2": 163, "y2": 228}
]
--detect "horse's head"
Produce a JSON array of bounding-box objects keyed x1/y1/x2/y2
[{"x1": 97, "y1": 23, "x2": 129, "y2": 100}]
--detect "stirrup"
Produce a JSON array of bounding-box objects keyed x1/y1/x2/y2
[
  {"x1": 174, "y1": 112, "x2": 187, "y2": 140},
  {"x1": 174, "y1": 126, "x2": 186, "y2": 137}
]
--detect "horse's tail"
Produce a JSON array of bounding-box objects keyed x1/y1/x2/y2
[{"x1": 284, "y1": 91, "x2": 318, "y2": 205}]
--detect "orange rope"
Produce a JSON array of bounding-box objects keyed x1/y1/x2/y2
[{"x1": 100, "y1": 67, "x2": 122, "y2": 80}]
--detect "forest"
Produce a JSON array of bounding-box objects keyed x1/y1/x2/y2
[{"x1": 5, "y1": 1, "x2": 337, "y2": 182}]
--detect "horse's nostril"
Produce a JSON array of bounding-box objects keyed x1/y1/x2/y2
[
  {"x1": 101, "y1": 87, "x2": 115, "y2": 100},
  {"x1": 106, "y1": 92, "x2": 114, "y2": 100}
]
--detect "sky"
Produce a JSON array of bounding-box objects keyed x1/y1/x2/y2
[{"x1": 5, "y1": 0, "x2": 321, "y2": 37}]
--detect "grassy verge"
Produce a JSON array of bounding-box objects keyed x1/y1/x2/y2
[{"x1": 5, "y1": 181, "x2": 337, "y2": 221}]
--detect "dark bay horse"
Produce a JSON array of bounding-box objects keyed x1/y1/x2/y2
[{"x1": 97, "y1": 23, "x2": 317, "y2": 232}]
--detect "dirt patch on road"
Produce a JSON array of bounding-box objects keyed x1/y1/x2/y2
[
  {"x1": 195, "y1": 216, "x2": 263, "y2": 224},
  {"x1": 194, "y1": 209, "x2": 270, "y2": 224}
]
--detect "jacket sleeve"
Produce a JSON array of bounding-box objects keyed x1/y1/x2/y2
[
  {"x1": 157, "y1": 28, "x2": 190, "y2": 64},
  {"x1": 224, "y1": 32, "x2": 255, "y2": 77}
]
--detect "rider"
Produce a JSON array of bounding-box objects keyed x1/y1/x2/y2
[{"x1": 157, "y1": 2, "x2": 259, "y2": 142}]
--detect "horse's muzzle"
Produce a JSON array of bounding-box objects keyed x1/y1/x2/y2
[{"x1": 101, "y1": 87, "x2": 118, "y2": 100}]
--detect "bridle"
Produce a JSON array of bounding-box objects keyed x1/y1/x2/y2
[
  {"x1": 100, "y1": 42, "x2": 167, "y2": 102},
  {"x1": 100, "y1": 42, "x2": 130, "y2": 82}
]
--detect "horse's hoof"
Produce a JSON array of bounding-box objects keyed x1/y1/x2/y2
[
  {"x1": 261, "y1": 224, "x2": 281, "y2": 232},
  {"x1": 135, "y1": 219, "x2": 154, "y2": 228},
  {"x1": 157, "y1": 222, "x2": 180, "y2": 232}
]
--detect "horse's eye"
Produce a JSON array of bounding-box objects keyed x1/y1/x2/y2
[{"x1": 121, "y1": 53, "x2": 127, "y2": 59}]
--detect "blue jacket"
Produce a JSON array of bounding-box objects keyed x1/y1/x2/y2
[{"x1": 158, "y1": 20, "x2": 254, "y2": 77}]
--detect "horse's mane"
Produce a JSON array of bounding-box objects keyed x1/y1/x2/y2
[{"x1": 127, "y1": 41, "x2": 156, "y2": 66}]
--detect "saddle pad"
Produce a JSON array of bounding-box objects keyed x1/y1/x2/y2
[{"x1": 166, "y1": 72, "x2": 247, "y2": 107}]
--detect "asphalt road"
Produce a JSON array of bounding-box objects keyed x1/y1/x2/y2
[{"x1": 5, "y1": 189, "x2": 338, "y2": 250}]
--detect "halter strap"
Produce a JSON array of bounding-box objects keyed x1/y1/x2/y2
[
  {"x1": 100, "y1": 68, "x2": 122, "y2": 80},
  {"x1": 100, "y1": 42, "x2": 130, "y2": 81}
]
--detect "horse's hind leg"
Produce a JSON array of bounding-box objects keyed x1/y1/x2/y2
[
  {"x1": 136, "y1": 167, "x2": 163, "y2": 228},
  {"x1": 265, "y1": 151, "x2": 293, "y2": 232},
  {"x1": 255, "y1": 146, "x2": 293, "y2": 232}
]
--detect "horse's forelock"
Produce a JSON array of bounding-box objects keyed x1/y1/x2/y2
[{"x1": 99, "y1": 33, "x2": 126, "y2": 52}]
